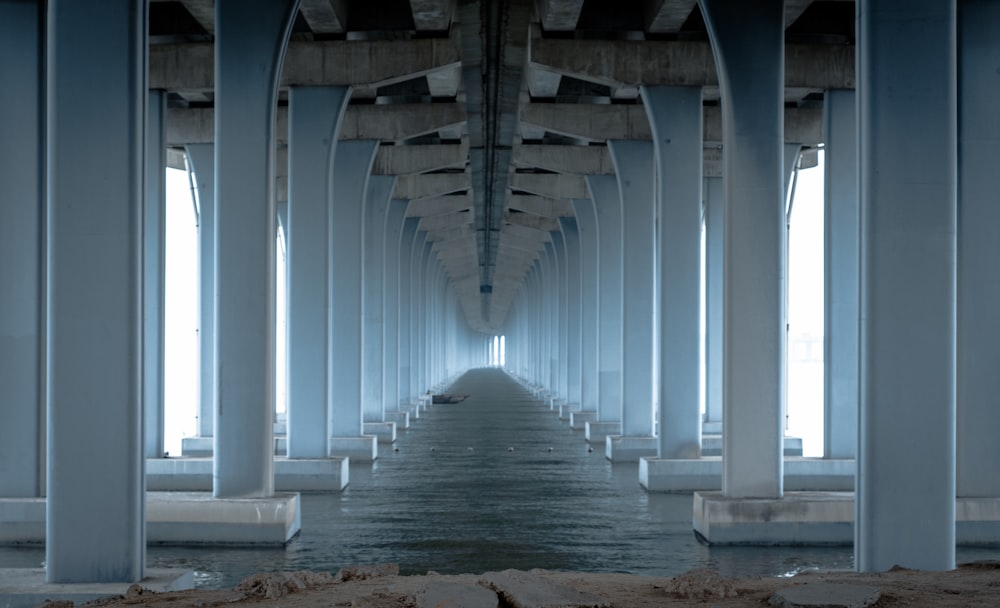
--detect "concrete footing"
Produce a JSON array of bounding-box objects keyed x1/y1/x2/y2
[
  {"x1": 0, "y1": 568, "x2": 195, "y2": 608},
  {"x1": 146, "y1": 457, "x2": 349, "y2": 492},
  {"x1": 1, "y1": 493, "x2": 302, "y2": 546},
  {"x1": 701, "y1": 434, "x2": 803, "y2": 457},
  {"x1": 569, "y1": 411, "x2": 597, "y2": 430},
  {"x1": 694, "y1": 492, "x2": 1000, "y2": 546},
  {"x1": 557, "y1": 403, "x2": 578, "y2": 421},
  {"x1": 363, "y1": 421, "x2": 397, "y2": 444},
  {"x1": 585, "y1": 421, "x2": 620, "y2": 444},
  {"x1": 640, "y1": 457, "x2": 855, "y2": 492},
  {"x1": 180, "y1": 435, "x2": 213, "y2": 457},
  {"x1": 330, "y1": 435, "x2": 378, "y2": 462},
  {"x1": 605, "y1": 435, "x2": 657, "y2": 462},
  {"x1": 386, "y1": 411, "x2": 410, "y2": 430},
  {"x1": 702, "y1": 421, "x2": 722, "y2": 434}
]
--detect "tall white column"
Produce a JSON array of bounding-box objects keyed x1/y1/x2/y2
[
  {"x1": 329, "y1": 140, "x2": 378, "y2": 442},
  {"x1": 608, "y1": 141, "x2": 656, "y2": 440},
  {"x1": 703, "y1": 176, "x2": 723, "y2": 427},
  {"x1": 823, "y1": 89, "x2": 858, "y2": 460},
  {"x1": 144, "y1": 90, "x2": 167, "y2": 460},
  {"x1": 701, "y1": 0, "x2": 785, "y2": 498},
  {"x1": 382, "y1": 202, "x2": 409, "y2": 416},
  {"x1": 213, "y1": 0, "x2": 299, "y2": 498},
  {"x1": 552, "y1": 229, "x2": 570, "y2": 402},
  {"x1": 856, "y1": 0, "x2": 956, "y2": 572},
  {"x1": 643, "y1": 86, "x2": 704, "y2": 459},
  {"x1": 286, "y1": 86, "x2": 350, "y2": 459},
  {"x1": 0, "y1": 0, "x2": 44, "y2": 499},
  {"x1": 362, "y1": 176, "x2": 396, "y2": 423},
  {"x1": 46, "y1": 0, "x2": 146, "y2": 582},
  {"x1": 185, "y1": 144, "x2": 215, "y2": 441},
  {"x1": 560, "y1": 218, "x2": 583, "y2": 409},
  {"x1": 586, "y1": 175, "x2": 623, "y2": 423},
  {"x1": 397, "y1": 219, "x2": 419, "y2": 407},
  {"x1": 957, "y1": 0, "x2": 1000, "y2": 498},
  {"x1": 572, "y1": 199, "x2": 600, "y2": 413}
]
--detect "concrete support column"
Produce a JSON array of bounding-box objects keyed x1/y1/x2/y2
[
  {"x1": 643, "y1": 86, "x2": 704, "y2": 459},
  {"x1": 609, "y1": 141, "x2": 656, "y2": 443},
  {"x1": 542, "y1": 243, "x2": 559, "y2": 394},
  {"x1": 213, "y1": 0, "x2": 299, "y2": 498},
  {"x1": 46, "y1": 0, "x2": 146, "y2": 582},
  {"x1": 144, "y1": 90, "x2": 167, "y2": 460},
  {"x1": 700, "y1": 0, "x2": 785, "y2": 498},
  {"x1": 560, "y1": 218, "x2": 583, "y2": 410},
  {"x1": 330, "y1": 140, "x2": 379, "y2": 458},
  {"x1": 958, "y1": 0, "x2": 1000, "y2": 498},
  {"x1": 397, "y1": 219, "x2": 419, "y2": 407},
  {"x1": 552, "y1": 230, "x2": 569, "y2": 403},
  {"x1": 703, "y1": 176, "x2": 723, "y2": 427},
  {"x1": 823, "y1": 89, "x2": 858, "y2": 460},
  {"x1": 856, "y1": 0, "x2": 956, "y2": 572},
  {"x1": 0, "y1": 0, "x2": 44, "y2": 499},
  {"x1": 285, "y1": 86, "x2": 350, "y2": 459},
  {"x1": 572, "y1": 199, "x2": 600, "y2": 413},
  {"x1": 362, "y1": 176, "x2": 396, "y2": 424},
  {"x1": 184, "y1": 144, "x2": 215, "y2": 441},
  {"x1": 586, "y1": 176, "x2": 623, "y2": 424},
  {"x1": 382, "y1": 203, "x2": 409, "y2": 417}
]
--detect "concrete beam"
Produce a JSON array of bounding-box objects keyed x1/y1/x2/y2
[
  {"x1": 520, "y1": 103, "x2": 823, "y2": 145},
  {"x1": 505, "y1": 210, "x2": 560, "y2": 231},
  {"x1": 529, "y1": 37, "x2": 854, "y2": 90},
  {"x1": 405, "y1": 194, "x2": 472, "y2": 217},
  {"x1": 373, "y1": 140, "x2": 468, "y2": 175},
  {"x1": 166, "y1": 103, "x2": 466, "y2": 145},
  {"x1": 509, "y1": 172, "x2": 588, "y2": 199},
  {"x1": 506, "y1": 194, "x2": 575, "y2": 217},
  {"x1": 178, "y1": 0, "x2": 214, "y2": 33},
  {"x1": 501, "y1": 220, "x2": 552, "y2": 243},
  {"x1": 644, "y1": 0, "x2": 698, "y2": 33},
  {"x1": 299, "y1": 0, "x2": 348, "y2": 34},
  {"x1": 417, "y1": 209, "x2": 474, "y2": 232},
  {"x1": 535, "y1": 0, "x2": 585, "y2": 31},
  {"x1": 410, "y1": 0, "x2": 454, "y2": 30},
  {"x1": 513, "y1": 143, "x2": 615, "y2": 175},
  {"x1": 150, "y1": 38, "x2": 461, "y2": 92},
  {"x1": 393, "y1": 172, "x2": 469, "y2": 199},
  {"x1": 527, "y1": 65, "x2": 563, "y2": 98},
  {"x1": 423, "y1": 223, "x2": 474, "y2": 243}
]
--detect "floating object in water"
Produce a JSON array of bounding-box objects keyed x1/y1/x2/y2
[
  {"x1": 430, "y1": 447, "x2": 436, "y2": 452},
  {"x1": 467, "y1": 447, "x2": 475, "y2": 452},
  {"x1": 393, "y1": 447, "x2": 399, "y2": 452},
  {"x1": 432, "y1": 393, "x2": 469, "y2": 404},
  {"x1": 507, "y1": 447, "x2": 514, "y2": 453},
  {"x1": 548, "y1": 447, "x2": 553, "y2": 452},
  {"x1": 587, "y1": 447, "x2": 594, "y2": 453}
]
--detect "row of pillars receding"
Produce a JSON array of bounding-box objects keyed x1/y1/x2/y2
[
  {"x1": 0, "y1": 0, "x2": 486, "y2": 584},
  {"x1": 505, "y1": 0, "x2": 1000, "y2": 573}
]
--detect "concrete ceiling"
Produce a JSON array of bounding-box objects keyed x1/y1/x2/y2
[{"x1": 150, "y1": 0, "x2": 856, "y2": 334}]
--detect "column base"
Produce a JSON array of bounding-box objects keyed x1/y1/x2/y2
[
  {"x1": 585, "y1": 421, "x2": 620, "y2": 444},
  {"x1": 702, "y1": 420, "x2": 722, "y2": 434},
  {"x1": 145, "y1": 457, "x2": 349, "y2": 492},
  {"x1": 330, "y1": 435, "x2": 378, "y2": 462},
  {"x1": 694, "y1": 491, "x2": 853, "y2": 545},
  {"x1": 0, "y1": 568, "x2": 194, "y2": 608},
  {"x1": 569, "y1": 411, "x2": 597, "y2": 430},
  {"x1": 180, "y1": 436, "x2": 212, "y2": 457},
  {"x1": 701, "y1": 434, "x2": 803, "y2": 457},
  {"x1": 557, "y1": 402, "x2": 579, "y2": 421},
  {"x1": 147, "y1": 492, "x2": 301, "y2": 545},
  {"x1": 363, "y1": 422, "x2": 397, "y2": 444},
  {"x1": 605, "y1": 435, "x2": 657, "y2": 462},
  {"x1": 386, "y1": 411, "x2": 410, "y2": 430},
  {"x1": 640, "y1": 458, "x2": 855, "y2": 493}
]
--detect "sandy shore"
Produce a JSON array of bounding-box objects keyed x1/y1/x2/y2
[{"x1": 62, "y1": 561, "x2": 1000, "y2": 607}]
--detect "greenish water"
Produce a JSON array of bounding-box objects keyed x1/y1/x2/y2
[{"x1": 5, "y1": 368, "x2": 997, "y2": 588}]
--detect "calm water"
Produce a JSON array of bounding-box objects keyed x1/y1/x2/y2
[{"x1": 5, "y1": 368, "x2": 997, "y2": 587}]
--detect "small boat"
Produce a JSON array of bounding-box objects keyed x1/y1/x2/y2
[{"x1": 432, "y1": 393, "x2": 469, "y2": 404}]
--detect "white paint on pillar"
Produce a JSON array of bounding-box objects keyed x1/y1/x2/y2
[
  {"x1": 571, "y1": 199, "x2": 600, "y2": 413},
  {"x1": 286, "y1": 86, "x2": 350, "y2": 459},
  {"x1": 608, "y1": 140, "x2": 656, "y2": 438},
  {"x1": 700, "y1": 0, "x2": 785, "y2": 498},
  {"x1": 703, "y1": 176, "x2": 723, "y2": 425},
  {"x1": 46, "y1": 0, "x2": 146, "y2": 583},
  {"x1": 213, "y1": 0, "x2": 300, "y2": 499},
  {"x1": 0, "y1": 0, "x2": 44, "y2": 499},
  {"x1": 823, "y1": 89, "x2": 858, "y2": 460},
  {"x1": 185, "y1": 143, "x2": 215, "y2": 439},
  {"x1": 144, "y1": 89, "x2": 167, "y2": 459},
  {"x1": 643, "y1": 85, "x2": 704, "y2": 459},
  {"x1": 856, "y1": 0, "x2": 956, "y2": 572},
  {"x1": 382, "y1": 202, "x2": 409, "y2": 413},
  {"x1": 363, "y1": 176, "x2": 395, "y2": 422},
  {"x1": 957, "y1": 0, "x2": 1000, "y2": 498},
  {"x1": 586, "y1": 175, "x2": 623, "y2": 423},
  {"x1": 330, "y1": 140, "x2": 379, "y2": 437}
]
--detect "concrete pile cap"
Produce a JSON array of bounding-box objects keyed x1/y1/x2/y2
[
  {"x1": 416, "y1": 581, "x2": 500, "y2": 608},
  {"x1": 769, "y1": 582, "x2": 881, "y2": 608},
  {"x1": 478, "y1": 569, "x2": 611, "y2": 608}
]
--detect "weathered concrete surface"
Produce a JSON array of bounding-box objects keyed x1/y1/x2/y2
[
  {"x1": 416, "y1": 581, "x2": 500, "y2": 608},
  {"x1": 479, "y1": 570, "x2": 611, "y2": 608},
  {"x1": 0, "y1": 569, "x2": 194, "y2": 608},
  {"x1": 768, "y1": 583, "x2": 881, "y2": 608}
]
